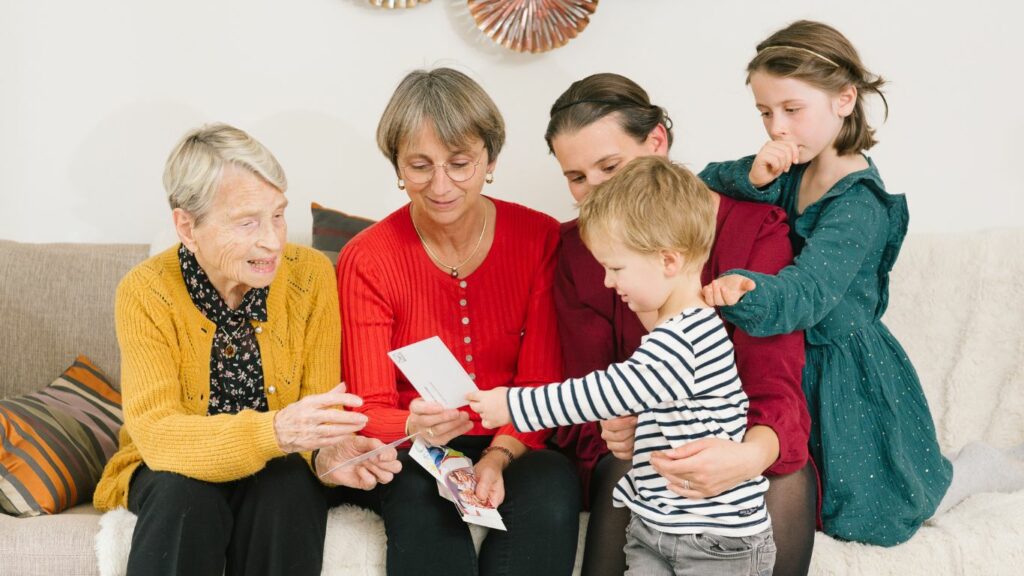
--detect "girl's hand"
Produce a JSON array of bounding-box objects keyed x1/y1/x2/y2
[
  {"x1": 315, "y1": 434, "x2": 403, "y2": 490},
  {"x1": 273, "y1": 383, "x2": 370, "y2": 453},
  {"x1": 749, "y1": 140, "x2": 801, "y2": 188},
  {"x1": 473, "y1": 451, "x2": 507, "y2": 507},
  {"x1": 702, "y1": 275, "x2": 757, "y2": 307},
  {"x1": 601, "y1": 416, "x2": 638, "y2": 460},
  {"x1": 649, "y1": 437, "x2": 763, "y2": 499},
  {"x1": 406, "y1": 398, "x2": 473, "y2": 445},
  {"x1": 466, "y1": 387, "x2": 512, "y2": 429}
]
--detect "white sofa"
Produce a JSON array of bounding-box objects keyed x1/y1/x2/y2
[{"x1": 2, "y1": 229, "x2": 1022, "y2": 576}]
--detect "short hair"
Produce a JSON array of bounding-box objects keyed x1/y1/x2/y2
[
  {"x1": 578, "y1": 156, "x2": 715, "y2": 272},
  {"x1": 747, "y1": 20, "x2": 887, "y2": 155},
  {"x1": 376, "y1": 68, "x2": 505, "y2": 172},
  {"x1": 163, "y1": 123, "x2": 287, "y2": 224},
  {"x1": 545, "y1": 73, "x2": 673, "y2": 154}
]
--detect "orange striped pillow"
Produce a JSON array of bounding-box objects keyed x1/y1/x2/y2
[{"x1": 0, "y1": 355, "x2": 123, "y2": 517}]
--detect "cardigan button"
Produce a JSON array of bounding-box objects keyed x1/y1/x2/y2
[
  {"x1": 267, "y1": 385, "x2": 277, "y2": 394},
  {"x1": 254, "y1": 326, "x2": 263, "y2": 334}
]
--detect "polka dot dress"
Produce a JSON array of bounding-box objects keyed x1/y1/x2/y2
[{"x1": 700, "y1": 156, "x2": 953, "y2": 546}]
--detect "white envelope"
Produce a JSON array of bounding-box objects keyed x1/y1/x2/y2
[{"x1": 388, "y1": 336, "x2": 479, "y2": 408}]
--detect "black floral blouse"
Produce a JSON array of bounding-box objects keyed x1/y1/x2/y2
[{"x1": 179, "y1": 244, "x2": 269, "y2": 415}]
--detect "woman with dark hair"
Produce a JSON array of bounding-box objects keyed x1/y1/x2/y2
[{"x1": 545, "y1": 73, "x2": 816, "y2": 576}]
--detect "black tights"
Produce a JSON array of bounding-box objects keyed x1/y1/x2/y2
[{"x1": 581, "y1": 454, "x2": 817, "y2": 576}]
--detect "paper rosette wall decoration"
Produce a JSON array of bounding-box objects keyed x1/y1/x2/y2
[
  {"x1": 467, "y1": 0, "x2": 599, "y2": 53},
  {"x1": 369, "y1": 0, "x2": 430, "y2": 8}
]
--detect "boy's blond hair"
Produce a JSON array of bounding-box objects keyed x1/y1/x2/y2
[{"x1": 578, "y1": 156, "x2": 716, "y2": 272}]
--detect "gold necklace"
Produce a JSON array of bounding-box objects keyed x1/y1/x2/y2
[{"x1": 411, "y1": 204, "x2": 488, "y2": 279}]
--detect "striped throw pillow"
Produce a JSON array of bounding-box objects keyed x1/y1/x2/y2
[
  {"x1": 311, "y1": 202, "x2": 375, "y2": 265},
  {"x1": 0, "y1": 355, "x2": 123, "y2": 517}
]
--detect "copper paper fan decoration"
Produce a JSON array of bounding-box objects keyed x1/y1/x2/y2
[
  {"x1": 468, "y1": 0, "x2": 599, "y2": 53},
  {"x1": 369, "y1": 0, "x2": 430, "y2": 8}
]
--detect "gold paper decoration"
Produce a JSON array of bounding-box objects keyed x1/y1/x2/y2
[
  {"x1": 467, "y1": 0, "x2": 599, "y2": 53},
  {"x1": 369, "y1": 0, "x2": 430, "y2": 8}
]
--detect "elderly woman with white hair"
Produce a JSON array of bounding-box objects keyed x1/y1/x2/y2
[{"x1": 93, "y1": 123, "x2": 401, "y2": 576}]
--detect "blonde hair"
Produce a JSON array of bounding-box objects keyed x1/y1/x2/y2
[
  {"x1": 747, "y1": 20, "x2": 887, "y2": 155},
  {"x1": 376, "y1": 68, "x2": 505, "y2": 172},
  {"x1": 578, "y1": 156, "x2": 716, "y2": 271},
  {"x1": 163, "y1": 123, "x2": 287, "y2": 224}
]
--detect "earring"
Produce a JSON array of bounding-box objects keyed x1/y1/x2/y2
[
  {"x1": 485, "y1": 172, "x2": 494, "y2": 184},
  {"x1": 397, "y1": 178, "x2": 406, "y2": 190}
]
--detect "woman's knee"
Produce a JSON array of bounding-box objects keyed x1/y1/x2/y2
[
  {"x1": 129, "y1": 468, "x2": 231, "y2": 529},
  {"x1": 505, "y1": 449, "x2": 582, "y2": 523}
]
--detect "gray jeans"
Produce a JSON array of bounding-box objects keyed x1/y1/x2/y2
[{"x1": 624, "y1": 514, "x2": 776, "y2": 576}]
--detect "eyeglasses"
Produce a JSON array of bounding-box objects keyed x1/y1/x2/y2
[{"x1": 401, "y1": 153, "x2": 484, "y2": 185}]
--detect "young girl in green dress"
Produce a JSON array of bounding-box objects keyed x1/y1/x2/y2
[{"x1": 697, "y1": 20, "x2": 953, "y2": 546}]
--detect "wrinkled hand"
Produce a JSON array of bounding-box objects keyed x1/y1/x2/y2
[
  {"x1": 273, "y1": 383, "x2": 369, "y2": 453},
  {"x1": 466, "y1": 387, "x2": 511, "y2": 429},
  {"x1": 601, "y1": 416, "x2": 638, "y2": 460},
  {"x1": 315, "y1": 434, "x2": 402, "y2": 490},
  {"x1": 473, "y1": 454, "x2": 506, "y2": 508},
  {"x1": 702, "y1": 274, "x2": 757, "y2": 307},
  {"x1": 749, "y1": 140, "x2": 801, "y2": 187},
  {"x1": 650, "y1": 437, "x2": 762, "y2": 499},
  {"x1": 406, "y1": 398, "x2": 473, "y2": 445}
]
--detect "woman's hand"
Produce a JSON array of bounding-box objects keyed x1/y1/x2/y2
[
  {"x1": 465, "y1": 387, "x2": 511, "y2": 429},
  {"x1": 273, "y1": 383, "x2": 370, "y2": 453},
  {"x1": 315, "y1": 434, "x2": 403, "y2": 490},
  {"x1": 749, "y1": 140, "x2": 800, "y2": 188},
  {"x1": 649, "y1": 437, "x2": 767, "y2": 499},
  {"x1": 473, "y1": 450, "x2": 507, "y2": 508},
  {"x1": 601, "y1": 416, "x2": 638, "y2": 460},
  {"x1": 406, "y1": 398, "x2": 473, "y2": 445},
  {"x1": 701, "y1": 274, "x2": 757, "y2": 307}
]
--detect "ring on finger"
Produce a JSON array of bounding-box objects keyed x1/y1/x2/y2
[
  {"x1": 427, "y1": 427, "x2": 435, "y2": 438},
  {"x1": 682, "y1": 479, "x2": 691, "y2": 491}
]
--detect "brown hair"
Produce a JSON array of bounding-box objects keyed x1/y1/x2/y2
[
  {"x1": 544, "y1": 73, "x2": 673, "y2": 154},
  {"x1": 377, "y1": 68, "x2": 505, "y2": 174},
  {"x1": 578, "y1": 156, "x2": 715, "y2": 272},
  {"x1": 747, "y1": 20, "x2": 887, "y2": 155}
]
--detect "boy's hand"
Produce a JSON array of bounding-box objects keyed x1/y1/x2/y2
[
  {"x1": 749, "y1": 140, "x2": 800, "y2": 188},
  {"x1": 702, "y1": 274, "x2": 757, "y2": 307},
  {"x1": 466, "y1": 387, "x2": 512, "y2": 429}
]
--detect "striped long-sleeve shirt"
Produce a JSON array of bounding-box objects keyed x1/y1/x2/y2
[{"x1": 508, "y1": 307, "x2": 770, "y2": 536}]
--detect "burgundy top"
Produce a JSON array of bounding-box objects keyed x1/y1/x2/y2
[{"x1": 553, "y1": 194, "x2": 810, "y2": 501}]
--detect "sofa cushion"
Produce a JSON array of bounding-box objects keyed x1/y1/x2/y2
[
  {"x1": 0, "y1": 503, "x2": 102, "y2": 576},
  {"x1": 1, "y1": 356, "x2": 123, "y2": 517},
  {"x1": 310, "y1": 202, "x2": 375, "y2": 265},
  {"x1": 0, "y1": 240, "x2": 149, "y2": 396}
]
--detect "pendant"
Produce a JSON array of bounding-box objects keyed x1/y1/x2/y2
[
  {"x1": 224, "y1": 343, "x2": 237, "y2": 359},
  {"x1": 450, "y1": 269, "x2": 459, "y2": 278}
]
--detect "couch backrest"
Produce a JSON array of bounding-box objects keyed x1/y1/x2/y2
[
  {"x1": 884, "y1": 228, "x2": 1024, "y2": 452},
  {"x1": 0, "y1": 240, "x2": 149, "y2": 397}
]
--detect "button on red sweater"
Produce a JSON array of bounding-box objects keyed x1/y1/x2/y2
[
  {"x1": 337, "y1": 198, "x2": 562, "y2": 449},
  {"x1": 553, "y1": 195, "x2": 810, "y2": 500}
]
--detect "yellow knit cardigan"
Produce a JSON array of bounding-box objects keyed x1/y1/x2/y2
[{"x1": 93, "y1": 243, "x2": 340, "y2": 510}]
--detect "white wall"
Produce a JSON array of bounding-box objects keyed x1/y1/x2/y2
[{"x1": 2, "y1": 0, "x2": 1021, "y2": 245}]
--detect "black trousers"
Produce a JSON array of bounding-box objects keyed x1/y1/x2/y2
[
  {"x1": 333, "y1": 435, "x2": 582, "y2": 576},
  {"x1": 126, "y1": 454, "x2": 328, "y2": 576}
]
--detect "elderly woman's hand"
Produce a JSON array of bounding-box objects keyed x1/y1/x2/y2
[
  {"x1": 273, "y1": 383, "x2": 370, "y2": 453},
  {"x1": 315, "y1": 435, "x2": 402, "y2": 490},
  {"x1": 601, "y1": 415, "x2": 638, "y2": 460},
  {"x1": 406, "y1": 397, "x2": 473, "y2": 445}
]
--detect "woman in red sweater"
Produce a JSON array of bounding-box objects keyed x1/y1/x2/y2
[
  {"x1": 337, "y1": 68, "x2": 580, "y2": 576},
  {"x1": 545, "y1": 74, "x2": 816, "y2": 576}
]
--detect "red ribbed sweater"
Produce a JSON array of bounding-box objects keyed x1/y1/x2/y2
[{"x1": 337, "y1": 198, "x2": 562, "y2": 449}]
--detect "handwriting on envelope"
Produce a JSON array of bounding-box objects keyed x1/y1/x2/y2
[{"x1": 388, "y1": 336, "x2": 479, "y2": 408}]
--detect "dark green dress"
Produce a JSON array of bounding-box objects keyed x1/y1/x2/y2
[{"x1": 700, "y1": 155, "x2": 951, "y2": 546}]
